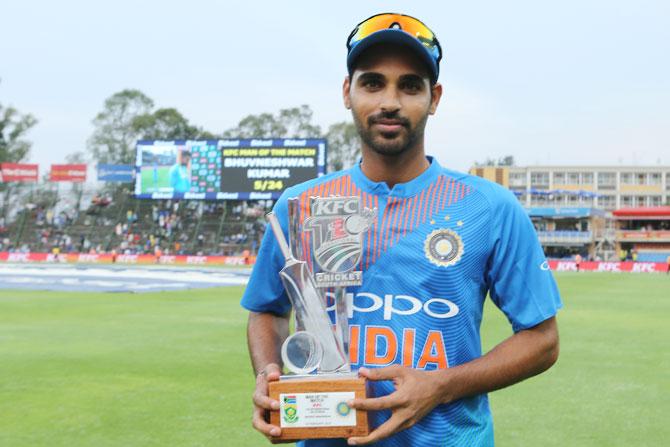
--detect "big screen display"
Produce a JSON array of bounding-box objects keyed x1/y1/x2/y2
[{"x1": 134, "y1": 139, "x2": 326, "y2": 200}]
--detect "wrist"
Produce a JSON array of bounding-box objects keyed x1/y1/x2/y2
[{"x1": 430, "y1": 368, "x2": 459, "y2": 405}]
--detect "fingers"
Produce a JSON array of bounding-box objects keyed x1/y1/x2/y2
[
  {"x1": 254, "y1": 369, "x2": 279, "y2": 410},
  {"x1": 251, "y1": 364, "x2": 283, "y2": 439},
  {"x1": 252, "y1": 405, "x2": 281, "y2": 438},
  {"x1": 358, "y1": 365, "x2": 404, "y2": 381},
  {"x1": 347, "y1": 413, "x2": 408, "y2": 445},
  {"x1": 253, "y1": 389, "x2": 279, "y2": 410},
  {"x1": 348, "y1": 394, "x2": 399, "y2": 411}
]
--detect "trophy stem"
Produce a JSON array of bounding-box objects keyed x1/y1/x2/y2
[
  {"x1": 267, "y1": 212, "x2": 348, "y2": 374},
  {"x1": 288, "y1": 198, "x2": 302, "y2": 260},
  {"x1": 334, "y1": 287, "x2": 351, "y2": 372}
]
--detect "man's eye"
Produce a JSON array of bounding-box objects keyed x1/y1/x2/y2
[
  {"x1": 401, "y1": 82, "x2": 422, "y2": 92},
  {"x1": 363, "y1": 79, "x2": 383, "y2": 88}
]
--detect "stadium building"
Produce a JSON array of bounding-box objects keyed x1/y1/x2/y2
[
  {"x1": 527, "y1": 207, "x2": 606, "y2": 260},
  {"x1": 470, "y1": 165, "x2": 670, "y2": 260},
  {"x1": 471, "y1": 165, "x2": 670, "y2": 210},
  {"x1": 612, "y1": 206, "x2": 670, "y2": 263}
]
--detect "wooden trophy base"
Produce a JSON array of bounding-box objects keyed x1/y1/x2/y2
[{"x1": 268, "y1": 374, "x2": 369, "y2": 443}]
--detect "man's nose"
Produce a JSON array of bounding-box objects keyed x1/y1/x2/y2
[{"x1": 379, "y1": 86, "x2": 401, "y2": 113}]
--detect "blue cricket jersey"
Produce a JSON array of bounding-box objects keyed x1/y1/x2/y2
[
  {"x1": 241, "y1": 157, "x2": 562, "y2": 446},
  {"x1": 169, "y1": 164, "x2": 191, "y2": 193}
]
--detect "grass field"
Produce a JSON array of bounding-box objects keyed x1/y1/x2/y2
[
  {"x1": 140, "y1": 166, "x2": 171, "y2": 193},
  {"x1": 1, "y1": 273, "x2": 668, "y2": 446}
]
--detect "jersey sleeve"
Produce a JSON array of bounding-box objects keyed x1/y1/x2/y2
[
  {"x1": 240, "y1": 192, "x2": 292, "y2": 315},
  {"x1": 485, "y1": 189, "x2": 562, "y2": 332}
]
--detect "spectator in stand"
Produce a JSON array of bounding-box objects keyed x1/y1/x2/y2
[
  {"x1": 575, "y1": 253, "x2": 582, "y2": 272},
  {"x1": 36, "y1": 209, "x2": 45, "y2": 226}
]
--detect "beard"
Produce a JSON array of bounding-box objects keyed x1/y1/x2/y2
[{"x1": 352, "y1": 108, "x2": 428, "y2": 157}]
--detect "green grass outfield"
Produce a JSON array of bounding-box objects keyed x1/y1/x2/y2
[
  {"x1": 1, "y1": 273, "x2": 668, "y2": 446},
  {"x1": 140, "y1": 166, "x2": 171, "y2": 193}
]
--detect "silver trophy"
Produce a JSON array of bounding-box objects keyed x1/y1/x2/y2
[{"x1": 267, "y1": 196, "x2": 376, "y2": 375}]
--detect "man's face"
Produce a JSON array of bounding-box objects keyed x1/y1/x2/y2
[
  {"x1": 181, "y1": 153, "x2": 191, "y2": 166},
  {"x1": 343, "y1": 44, "x2": 442, "y2": 157}
]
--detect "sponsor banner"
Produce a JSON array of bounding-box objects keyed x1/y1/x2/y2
[
  {"x1": 50, "y1": 164, "x2": 87, "y2": 182},
  {"x1": 617, "y1": 230, "x2": 670, "y2": 241},
  {"x1": 1, "y1": 253, "x2": 665, "y2": 272},
  {"x1": 0, "y1": 163, "x2": 39, "y2": 182},
  {"x1": 0, "y1": 252, "x2": 253, "y2": 266},
  {"x1": 97, "y1": 164, "x2": 134, "y2": 182},
  {"x1": 548, "y1": 260, "x2": 668, "y2": 273}
]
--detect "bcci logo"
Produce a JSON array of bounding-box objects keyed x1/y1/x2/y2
[
  {"x1": 424, "y1": 229, "x2": 464, "y2": 268},
  {"x1": 304, "y1": 196, "x2": 376, "y2": 287},
  {"x1": 336, "y1": 401, "x2": 351, "y2": 417},
  {"x1": 282, "y1": 395, "x2": 298, "y2": 424}
]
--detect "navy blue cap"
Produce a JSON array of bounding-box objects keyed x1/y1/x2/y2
[{"x1": 347, "y1": 28, "x2": 440, "y2": 84}]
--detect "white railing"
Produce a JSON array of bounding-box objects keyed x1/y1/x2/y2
[{"x1": 537, "y1": 231, "x2": 593, "y2": 244}]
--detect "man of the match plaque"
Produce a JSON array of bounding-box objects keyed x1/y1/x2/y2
[{"x1": 266, "y1": 196, "x2": 375, "y2": 442}]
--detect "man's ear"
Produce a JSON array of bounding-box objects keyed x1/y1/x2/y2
[
  {"x1": 343, "y1": 76, "x2": 352, "y2": 110},
  {"x1": 429, "y1": 82, "x2": 443, "y2": 115}
]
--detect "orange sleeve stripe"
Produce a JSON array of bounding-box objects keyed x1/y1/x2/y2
[
  {"x1": 422, "y1": 181, "x2": 435, "y2": 224},
  {"x1": 394, "y1": 198, "x2": 407, "y2": 245},
  {"x1": 439, "y1": 178, "x2": 450, "y2": 210},
  {"x1": 365, "y1": 192, "x2": 374, "y2": 270},
  {"x1": 373, "y1": 195, "x2": 380, "y2": 263},
  {"x1": 375, "y1": 198, "x2": 389, "y2": 261},
  {"x1": 430, "y1": 176, "x2": 442, "y2": 217},
  {"x1": 411, "y1": 189, "x2": 425, "y2": 231},
  {"x1": 403, "y1": 194, "x2": 416, "y2": 237},
  {"x1": 382, "y1": 198, "x2": 395, "y2": 252},
  {"x1": 447, "y1": 179, "x2": 456, "y2": 206}
]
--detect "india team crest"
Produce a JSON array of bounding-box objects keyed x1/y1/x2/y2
[
  {"x1": 303, "y1": 196, "x2": 376, "y2": 288},
  {"x1": 424, "y1": 228, "x2": 464, "y2": 267}
]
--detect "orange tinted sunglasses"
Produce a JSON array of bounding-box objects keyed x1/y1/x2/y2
[{"x1": 347, "y1": 13, "x2": 442, "y2": 63}]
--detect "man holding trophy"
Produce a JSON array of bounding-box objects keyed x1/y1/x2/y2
[{"x1": 242, "y1": 12, "x2": 562, "y2": 447}]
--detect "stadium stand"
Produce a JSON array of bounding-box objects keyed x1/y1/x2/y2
[
  {"x1": 1, "y1": 186, "x2": 268, "y2": 257},
  {"x1": 613, "y1": 206, "x2": 670, "y2": 262}
]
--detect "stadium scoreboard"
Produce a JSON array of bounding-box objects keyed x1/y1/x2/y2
[{"x1": 135, "y1": 138, "x2": 326, "y2": 200}]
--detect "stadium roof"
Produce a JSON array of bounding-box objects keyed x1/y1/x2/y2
[{"x1": 613, "y1": 207, "x2": 670, "y2": 220}]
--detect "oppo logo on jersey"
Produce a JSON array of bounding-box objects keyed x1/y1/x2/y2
[{"x1": 325, "y1": 292, "x2": 460, "y2": 321}]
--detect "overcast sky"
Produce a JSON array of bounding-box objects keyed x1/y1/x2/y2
[{"x1": 2, "y1": 0, "x2": 669, "y2": 172}]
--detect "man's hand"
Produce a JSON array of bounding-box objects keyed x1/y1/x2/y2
[
  {"x1": 346, "y1": 366, "x2": 449, "y2": 446},
  {"x1": 251, "y1": 363, "x2": 282, "y2": 440},
  {"x1": 345, "y1": 317, "x2": 559, "y2": 445}
]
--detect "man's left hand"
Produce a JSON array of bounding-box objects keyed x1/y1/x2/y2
[{"x1": 346, "y1": 365, "x2": 449, "y2": 446}]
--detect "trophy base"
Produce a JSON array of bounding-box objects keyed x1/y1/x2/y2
[{"x1": 268, "y1": 373, "x2": 369, "y2": 442}]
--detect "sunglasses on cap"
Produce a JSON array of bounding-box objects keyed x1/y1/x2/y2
[{"x1": 346, "y1": 13, "x2": 442, "y2": 64}]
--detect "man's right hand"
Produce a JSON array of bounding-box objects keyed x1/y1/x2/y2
[{"x1": 252, "y1": 363, "x2": 282, "y2": 440}]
